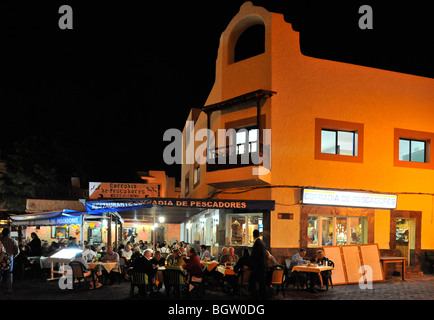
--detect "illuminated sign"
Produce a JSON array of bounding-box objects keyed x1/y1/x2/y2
[
  {"x1": 89, "y1": 182, "x2": 160, "y2": 199},
  {"x1": 302, "y1": 189, "x2": 397, "y2": 209},
  {"x1": 86, "y1": 198, "x2": 275, "y2": 212}
]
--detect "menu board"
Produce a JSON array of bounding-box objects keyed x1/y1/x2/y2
[
  {"x1": 341, "y1": 245, "x2": 362, "y2": 284},
  {"x1": 323, "y1": 246, "x2": 347, "y2": 285},
  {"x1": 359, "y1": 244, "x2": 384, "y2": 282}
]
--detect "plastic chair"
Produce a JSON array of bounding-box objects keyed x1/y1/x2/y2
[
  {"x1": 237, "y1": 266, "x2": 252, "y2": 297},
  {"x1": 269, "y1": 265, "x2": 285, "y2": 297},
  {"x1": 189, "y1": 274, "x2": 205, "y2": 297},
  {"x1": 321, "y1": 260, "x2": 334, "y2": 291},
  {"x1": 129, "y1": 271, "x2": 150, "y2": 298},
  {"x1": 119, "y1": 257, "x2": 128, "y2": 277},
  {"x1": 162, "y1": 267, "x2": 188, "y2": 299},
  {"x1": 69, "y1": 261, "x2": 95, "y2": 289}
]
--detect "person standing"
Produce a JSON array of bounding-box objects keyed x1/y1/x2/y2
[
  {"x1": 28, "y1": 232, "x2": 42, "y2": 257},
  {"x1": 249, "y1": 229, "x2": 267, "y2": 300},
  {"x1": 0, "y1": 228, "x2": 19, "y2": 293}
]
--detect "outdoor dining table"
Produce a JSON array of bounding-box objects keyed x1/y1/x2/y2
[
  {"x1": 88, "y1": 262, "x2": 119, "y2": 274},
  {"x1": 217, "y1": 265, "x2": 236, "y2": 276},
  {"x1": 292, "y1": 264, "x2": 334, "y2": 287},
  {"x1": 200, "y1": 260, "x2": 219, "y2": 272}
]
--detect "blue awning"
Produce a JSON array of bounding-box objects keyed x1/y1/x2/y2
[{"x1": 9, "y1": 209, "x2": 102, "y2": 227}]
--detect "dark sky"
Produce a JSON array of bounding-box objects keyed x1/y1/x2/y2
[{"x1": 1, "y1": 1, "x2": 433, "y2": 185}]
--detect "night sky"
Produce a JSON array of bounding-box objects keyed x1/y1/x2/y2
[{"x1": 1, "y1": 1, "x2": 433, "y2": 185}]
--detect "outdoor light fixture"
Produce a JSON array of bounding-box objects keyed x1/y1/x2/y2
[
  {"x1": 159, "y1": 216, "x2": 165, "y2": 223},
  {"x1": 186, "y1": 222, "x2": 192, "y2": 229},
  {"x1": 102, "y1": 219, "x2": 108, "y2": 228}
]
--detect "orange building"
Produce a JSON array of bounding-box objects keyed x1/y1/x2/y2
[{"x1": 180, "y1": 2, "x2": 434, "y2": 271}]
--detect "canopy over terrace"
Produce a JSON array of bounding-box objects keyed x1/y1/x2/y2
[
  {"x1": 10, "y1": 209, "x2": 89, "y2": 227},
  {"x1": 9, "y1": 209, "x2": 122, "y2": 245},
  {"x1": 85, "y1": 197, "x2": 275, "y2": 247}
]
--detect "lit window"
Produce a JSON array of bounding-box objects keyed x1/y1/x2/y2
[
  {"x1": 315, "y1": 118, "x2": 364, "y2": 163},
  {"x1": 227, "y1": 213, "x2": 263, "y2": 246},
  {"x1": 399, "y1": 138, "x2": 426, "y2": 163},
  {"x1": 236, "y1": 128, "x2": 259, "y2": 155},
  {"x1": 308, "y1": 215, "x2": 368, "y2": 247},
  {"x1": 321, "y1": 129, "x2": 358, "y2": 156},
  {"x1": 394, "y1": 128, "x2": 434, "y2": 170}
]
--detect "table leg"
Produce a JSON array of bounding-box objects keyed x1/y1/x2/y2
[{"x1": 402, "y1": 261, "x2": 406, "y2": 281}]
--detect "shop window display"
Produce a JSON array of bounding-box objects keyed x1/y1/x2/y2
[
  {"x1": 227, "y1": 213, "x2": 262, "y2": 246},
  {"x1": 308, "y1": 215, "x2": 367, "y2": 247}
]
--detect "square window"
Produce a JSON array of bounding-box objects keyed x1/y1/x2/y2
[
  {"x1": 399, "y1": 139, "x2": 426, "y2": 163},
  {"x1": 394, "y1": 129, "x2": 433, "y2": 170},
  {"x1": 316, "y1": 118, "x2": 364, "y2": 163}
]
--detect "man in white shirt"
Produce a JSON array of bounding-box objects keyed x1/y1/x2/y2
[
  {"x1": 82, "y1": 245, "x2": 97, "y2": 262},
  {"x1": 121, "y1": 245, "x2": 133, "y2": 261}
]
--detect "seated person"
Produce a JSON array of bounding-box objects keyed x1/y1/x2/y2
[
  {"x1": 289, "y1": 248, "x2": 309, "y2": 289},
  {"x1": 130, "y1": 247, "x2": 142, "y2": 263},
  {"x1": 150, "y1": 251, "x2": 165, "y2": 267},
  {"x1": 220, "y1": 247, "x2": 239, "y2": 265},
  {"x1": 120, "y1": 245, "x2": 133, "y2": 261},
  {"x1": 166, "y1": 249, "x2": 180, "y2": 266},
  {"x1": 311, "y1": 250, "x2": 333, "y2": 290},
  {"x1": 234, "y1": 249, "x2": 252, "y2": 274},
  {"x1": 82, "y1": 244, "x2": 97, "y2": 262},
  {"x1": 71, "y1": 252, "x2": 101, "y2": 289},
  {"x1": 199, "y1": 245, "x2": 211, "y2": 261},
  {"x1": 289, "y1": 248, "x2": 309, "y2": 270},
  {"x1": 130, "y1": 249, "x2": 158, "y2": 294},
  {"x1": 183, "y1": 248, "x2": 203, "y2": 292},
  {"x1": 100, "y1": 246, "x2": 120, "y2": 284},
  {"x1": 266, "y1": 250, "x2": 278, "y2": 268},
  {"x1": 218, "y1": 247, "x2": 229, "y2": 264}
]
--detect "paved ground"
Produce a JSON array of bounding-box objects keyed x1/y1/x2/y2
[{"x1": 1, "y1": 272, "x2": 434, "y2": 301}]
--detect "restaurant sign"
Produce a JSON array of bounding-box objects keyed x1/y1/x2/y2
[
  {"x1": 86, "y1": 198, "x2": 275, "y2": 213},
  {"x1": 89, "y1": 182, "x2": 159, "y2": 199},
  {"x1": 302, "y1": 189, "x2": 397, "y2": 209},
  {"x1": 11, "y1": 215, "x2": 82, "y2": 227}
]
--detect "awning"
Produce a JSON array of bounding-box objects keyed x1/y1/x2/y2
[
  {"x1": 85, "y1": 197, "x2": 275, "y2": 224},
  {"x1": 9, "y1": 209, "x2": 102, "y2": 227}
]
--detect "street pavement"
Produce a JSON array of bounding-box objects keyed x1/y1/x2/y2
[{"x1": 1, "y1": 272, "x2": 434, "y2": 301}]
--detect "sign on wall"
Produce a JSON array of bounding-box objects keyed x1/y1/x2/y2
[
  {"x1": 302, "y1": 189, "x2": 397, "y2": 209},
  {"x1": 89, "y1": 182, "x2": 160, "y2": 199}
]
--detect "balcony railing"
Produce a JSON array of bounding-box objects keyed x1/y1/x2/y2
[{"x1": 206, "y1": 142, "x2": 269, "y2": 172}]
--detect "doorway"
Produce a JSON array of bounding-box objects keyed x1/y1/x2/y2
[
  {"x1": 150, "y1": 225, "x2": 166, "y2": 246},
  {"x1": 396, "y1": 218, "x2": 416, "y2": 266}
]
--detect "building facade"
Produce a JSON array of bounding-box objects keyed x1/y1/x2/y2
[{"x1": 180, "y1": 2, "x2": 434, "y2": 270}]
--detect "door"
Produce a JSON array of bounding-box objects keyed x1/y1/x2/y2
[{"x1": 396, "y1": 218, "x2": 415, "y2": 266}]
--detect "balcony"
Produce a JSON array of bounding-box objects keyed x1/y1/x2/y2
[{"x1": 206, "y1": 142, "x2": 271, "y2": 188}]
